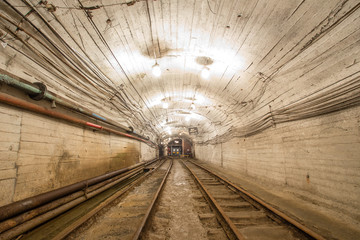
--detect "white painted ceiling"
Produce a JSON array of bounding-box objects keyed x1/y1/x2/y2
[{"x1": 1, "y1": 0, "x2": 359, "y2": 144}]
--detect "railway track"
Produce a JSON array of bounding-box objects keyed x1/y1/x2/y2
[
  {"x1": 0, "y1": 158, "x2": 172, "y2": 240},
  {"x1": 0, "y1": 158, "x2": 327, "y2": 240},
  {"x1": 140, "y1": 158, "x2": 229, "y2": 240},
  {"x1": 181, "y1": 159, "x2": 326, "y2": 240}
]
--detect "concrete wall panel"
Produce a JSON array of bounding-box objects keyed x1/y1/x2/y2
[
  {"x1": 195, "y1": 106, "x2": 360, "y2": 213},
  {"x1": 140, "y1": 142, "x2": 157, "y2": 161},
  {"x1": 0, "y1": 103, "x2": 156, "y2": 207}
]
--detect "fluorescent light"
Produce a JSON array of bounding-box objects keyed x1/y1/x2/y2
[
  {"x1": 185, "y1": 116, "x2": 190, "y2": 121},
  {"x1": 152, "y1": 63, "x2": 161, "y2": 77},
  {"x1": 162, "y1": 102, "x2": 168, "y2": 109},
  {"x1": 201, "y1": 67, "x2": 210, "y2": 79}
]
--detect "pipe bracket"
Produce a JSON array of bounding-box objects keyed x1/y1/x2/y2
[
  {"x1": 29, "y1": 82, "x2": 47, "y2": 101},
  {"x1": 127, "y1": 126, "x2": 134, "y2": 133}
]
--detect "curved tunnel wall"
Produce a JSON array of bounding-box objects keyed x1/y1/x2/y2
[{"x1": 195, "y1": 105, "x2": 360, "y2": 220}]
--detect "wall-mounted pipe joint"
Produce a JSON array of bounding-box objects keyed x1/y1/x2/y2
[
  {"x1": 29, "y1": 82, "x2": 47, "y2": 101},
  {"x1": 0, "y1": 71, "x2": 157, "y2": 146},
  {"x1": 0, "y1": 72, "x2": 131, "y2": 132}
]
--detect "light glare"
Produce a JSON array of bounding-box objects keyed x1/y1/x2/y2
[
  {"x1": 152, "y1": 63, "x2": 161, "y2": 77},
  {"x1": 201, "y1": 67, "x2": 210, "y2": 79}
]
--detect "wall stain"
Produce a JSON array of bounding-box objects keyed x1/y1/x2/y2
[
  {"x1": 110, "y1": 147, "x2": 139, "y2": 170},
  {"x1": 60, "y1": 151, "x2": 72, "y2": 160}
]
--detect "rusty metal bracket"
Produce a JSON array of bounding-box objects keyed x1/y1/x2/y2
[{"x1": 29, "y1": 82, "x2": 47, "y2": 101}]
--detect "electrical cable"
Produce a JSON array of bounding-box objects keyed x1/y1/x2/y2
[
  {"x1": 77, "y1": 0, "x2": 161, "y2": 133},
  {"x1": 198, "y1": 76, "x2": 360, "y2": 145},
  {"x1": 2, "y1": 0, "x2": 159, "y2": 138}
]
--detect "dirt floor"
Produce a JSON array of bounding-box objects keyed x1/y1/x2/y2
[
  {"x1": 67, "y1": 159, "x2": 227, "y2": 240},
  {"x1": 66, "y1": 161, "x2": 171, "y2": 240},
  {"x1": 66, "y1": 158, "x2": 359, "y2": 239},
  {"x1": 142, "y1": 159, "x2": 210, "y2": 240}
]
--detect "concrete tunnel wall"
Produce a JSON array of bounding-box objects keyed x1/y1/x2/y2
[
  {"x1": 195, "y1": 105, "x2": 360, "y2": 222},
  {"x1": 0, "y1": 103, "x2": 157, "y2": 207}
]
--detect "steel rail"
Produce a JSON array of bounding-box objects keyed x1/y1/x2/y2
[
  {"x1": 132, "y1": 159, "x2": 173, "y2": 240},
  {"x1": 0, "y1": 166, "x2": 144, "y2": 234},
  {"x1": 188, "y1": 160, "x2": 326, "y2": 240},
  {"x1": 51, "y1": 159, "x2": 167, "y2": 240},
  {"x1": 181, "y1": 160, "x2": 245, "y2": 240},
  {"x1": 0, "y1": 167, "x2": 148, "y2": 240},
  {"x1": 0, "y1": 156, "x2": 158, "y2": 222}
]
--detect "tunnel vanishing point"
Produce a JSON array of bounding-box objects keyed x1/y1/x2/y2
[{"x1": 0, "y1": 0, "x2": 360, "y2": 239}]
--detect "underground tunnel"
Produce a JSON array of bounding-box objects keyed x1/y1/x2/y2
[{"x1": 0, "y1": 0, "x2": 359, "y2": 239}]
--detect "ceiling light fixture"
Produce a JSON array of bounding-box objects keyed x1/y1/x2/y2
[
  {"x1": 152, "y1": 62, "x2": 161, "y2": 77},
  {"x1": 146, "y1": 0, "x2": 162, "y2": 79},
  {"x1": 162, "y1": 102, "x2": 168, "y2": 109},
  {"x1": 185, "y1": 116, "x2": 190, "y2": 121},
  {"x1": 201, "y1": 66, "x2": 210, "y2": 79},
  {"x1": 191, "y1": 102, "x2": 196, "y2": 110}
]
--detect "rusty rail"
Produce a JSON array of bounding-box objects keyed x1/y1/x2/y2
[
  {"x1": 188, "y1": 159, "x2": 326, "y2": 240},
  {"x1": 52, "y1": 159, "x2": 168, "y2": 240},
  {"x1": 132, "y1": 159, "x2": 173, "y2": 240},
  {"x1": 182, "y1": 160, "x2": 245, "y2": 240},
  {"x1": 0, "y1": 159, "x2": 160, "y2": 239},
  {"x1": 0, "y1": 157, "x2": 158, "y2": 222}
]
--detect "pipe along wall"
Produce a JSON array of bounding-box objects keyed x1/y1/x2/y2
[
  {"x1": 0, "y1": 82, "x2": 158, "y2": 208},
  {"x1": 0, "y1": 158, "x2": 159, "y2": 239},
  {"x1": 0, "y1": 71, "x2": 154, "y2": 145},
  {"x1": 0, "y1": 92, "x2": 153, "y2": 145}
]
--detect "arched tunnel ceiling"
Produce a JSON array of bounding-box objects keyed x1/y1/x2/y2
[{"x1": 0, "y1": 0, "x2": 359, "y2": 144}]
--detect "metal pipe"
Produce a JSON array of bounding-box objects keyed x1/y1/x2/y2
[
  {"x1": 0, "y1": 92, "x2": 155, "y2": 146},
  {"x1": 0, "y1": 166, "x2": 143, "y2": 233},
  {"x1": 0, "y1": 158, "x2": 162, "y2": 234},
  {"x1": 52, "y1": 158, "x2": 166, "y2": 240},
  {"x1": 0, "y1": 168, "x2": 145, "y2": 240},
  {"x1": 0, "y1": 71, "x2": 132, "y2": 132},
  {"x1": 0, "y1": 146, "x2": 157, "y2": 221}
]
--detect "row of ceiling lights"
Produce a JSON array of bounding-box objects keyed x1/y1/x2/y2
[
  {"x1": 152, "y1": 59, "x2": 205, "y2": 136},
  {"x1": 162, "y1": 113, "x2": 192, "y2": 135}
]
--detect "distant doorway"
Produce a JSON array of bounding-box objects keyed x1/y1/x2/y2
[
  {"x1": 171, "y1": 146, "x2": 182, "y2": 156},
  {"x1": 167, "y1": 138, "x2": 192, "y2": 157}
]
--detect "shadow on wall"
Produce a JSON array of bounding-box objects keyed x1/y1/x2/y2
[
  {"x1": 50, "y1": 144, "x2": 140, "y2": 191},
  {"x1": 110, "y1": 147, "x2": 140, "y2": 169}
]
